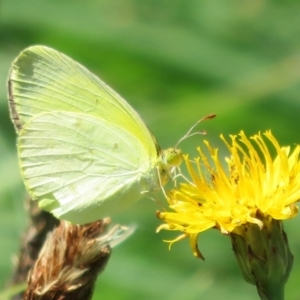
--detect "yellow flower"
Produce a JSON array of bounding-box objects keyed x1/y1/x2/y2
[{"x1": 157, "y1": 131, "x2": 300, "y2": 259}]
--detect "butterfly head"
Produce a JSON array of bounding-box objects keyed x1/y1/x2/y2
[
  {"x1": 157, "y1": 147, "x2": 182, "y2": 186},
  {"x1": 162, "y1": 147, "x2": 183, "y2": 167}
]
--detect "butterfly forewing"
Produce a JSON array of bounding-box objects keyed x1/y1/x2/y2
[{"x1": 9, "y1": 46, "x2": 155, "y2": 150}]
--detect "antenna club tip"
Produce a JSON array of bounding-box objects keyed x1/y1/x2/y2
[{"x1": 204, "y1": 114, "x2": 216, "y2": 120}]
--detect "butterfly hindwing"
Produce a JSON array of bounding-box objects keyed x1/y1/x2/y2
[{"x1": 18, "y1": 111, "x2": 157, "y2": 224}]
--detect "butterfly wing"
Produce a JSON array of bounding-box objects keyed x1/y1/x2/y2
[
  {"x1": 9, "y1": 46, "x2": 166, "y2": 223},
  {"x1": 18, "y1": 111, "x2": 158, "y2": 224}
]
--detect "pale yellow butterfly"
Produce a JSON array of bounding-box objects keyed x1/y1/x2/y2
[{"x1": 8, "y1": 46, "x2": 183, "y2": 224}]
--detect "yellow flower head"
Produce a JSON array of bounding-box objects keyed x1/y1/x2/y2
[{"x1": 157, "y1": 131, "x2": 300, "y2": 258}]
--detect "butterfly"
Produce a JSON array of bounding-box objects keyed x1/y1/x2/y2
[{"x1": 8, "y1": 46, "x2": 183, "y2": 224}]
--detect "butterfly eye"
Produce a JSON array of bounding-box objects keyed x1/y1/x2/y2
[{"x1": 163, "y1": 148, "x2": 183, "y2": 167}]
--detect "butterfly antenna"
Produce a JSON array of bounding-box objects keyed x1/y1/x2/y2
[{"x1": 175, "y1": 114, "x2": 216, "y2": 147}]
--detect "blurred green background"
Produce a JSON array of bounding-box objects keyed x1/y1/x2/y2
[{"x1": 1, "y1": 0, "x2": 300, "y2": 299}]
